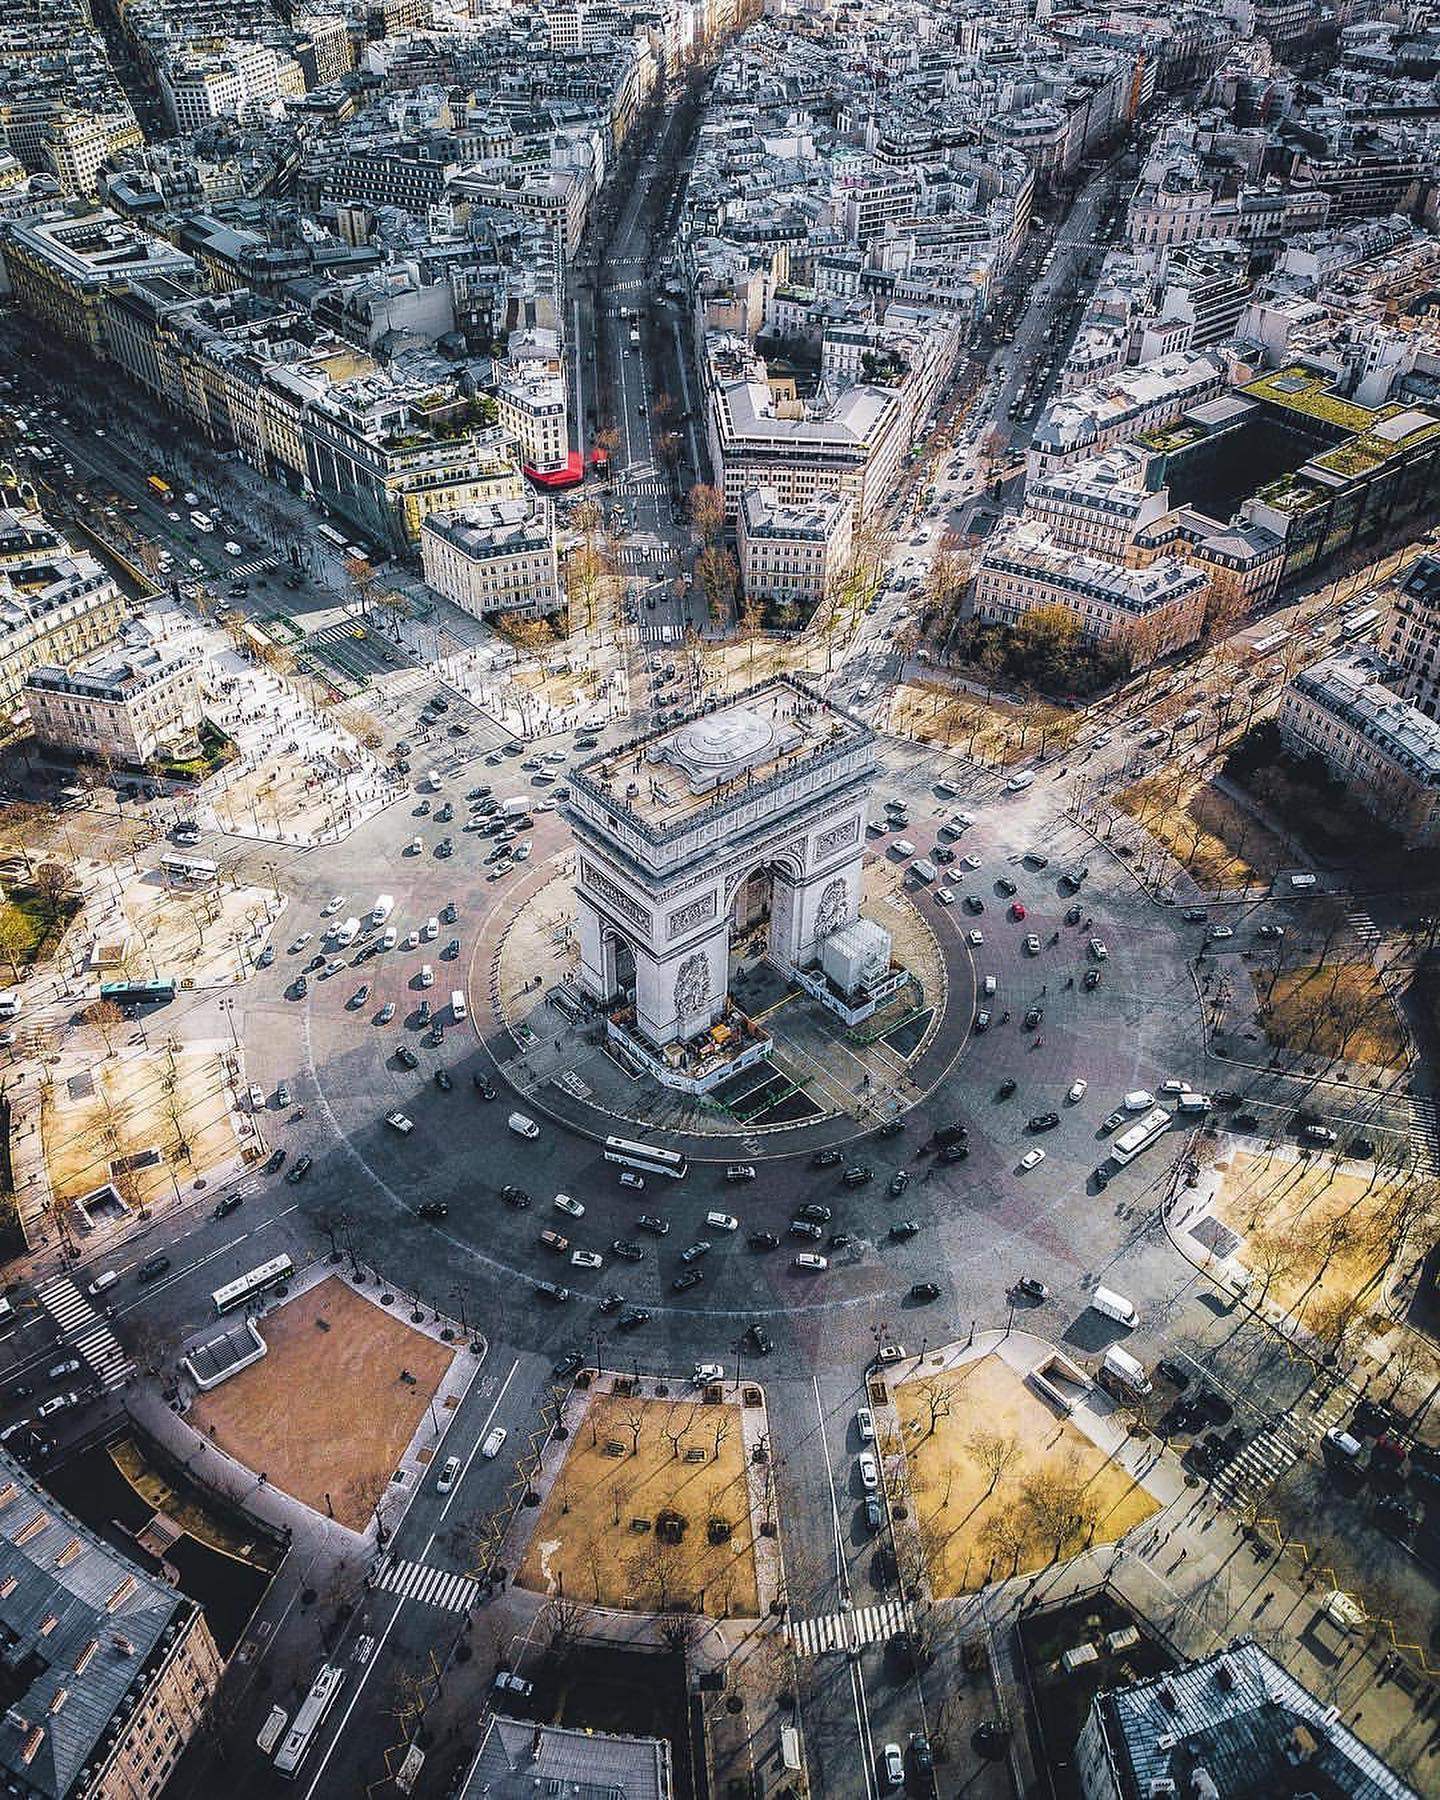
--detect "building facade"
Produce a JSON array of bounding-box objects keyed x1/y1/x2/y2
[
  {"x1": 419, "y1": 497, "x2": 561, "y2": 619},
  {"x1": 737, "y1": 487, "x2": 854, "y2": 614},
  {"x1": 25, "y1": 646, "x2": 203, "y2": 766}
]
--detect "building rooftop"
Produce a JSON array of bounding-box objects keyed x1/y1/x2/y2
[
  {"x1": 1291, "y1": 651, "x2": 1440, "y2": 783},
  {"x1": 456, "y1": 1716, "x2": 672, "y2": 1800}
]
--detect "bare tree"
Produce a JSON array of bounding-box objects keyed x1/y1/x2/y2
[
  {"x1": 969, "y1": 1428, "x2": 1020, "y2": 1497},
  {"x1": 915, "y1": 1377, "x2": 955, "y2": 1439}
]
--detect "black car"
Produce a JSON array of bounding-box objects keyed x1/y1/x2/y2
[
  {"x1": 933, "y1": 1124, "x2": 968, "y2": 1148},
  {"x1": 611, "y1": 1239, "x2": 643, "y2": 1261},
  {"x1": 418, "y1": 1201, "x2": 448, "y2": 1220},
  {"x1": 746, "y1": 1323, "x2": 774, "y2": 1355},
  {"x1": 1348, "y1": 1137, "x2": 1375, "y2": 1159},
  {"x1": 1023, "y1": 1005, "x2": 1044, "y2": 1030},
  {"x1": 672, "y1": 1269, "x2": 704, "y2": 1292},
  {"x1": 789, "y1": 1219, "x2": 823, "y2": 1240},
  {"x1": 136, "y1": 1255, "x2": 171, "y2": 1284},
  {"x1": 997, "y1": 1078, "x2": 1017, "y2": 1099},
  {"x1": 500, "y1": 1184, "x2": 531, "y2": 1209},
  {"x1": 910, "y1": 1280, "x2": 940, "y2": 1302},
  {"x1": 874, "y1": 1118, "x2": 905, "y2": 1138},
  {"x1": 286, "y1": 1155, "x2": 312, "y2": 1183},
  {"x1": 434, "y1": 1068, "x2": 452, "y2": 1092},
  {"x1": 680, "y1": 1241, "x2": 711, "y2": 1263},
  {"x1": 964, "y1": 894, "x2": 985, "y2": 914},
  {"x1": 1233, "y1": 1111, "x2": 1260, "y2": 1131},
  {"x1": 888, "y1": 1170, "x2": 910, "y2": 1196},
  {"x1": 1183, "y1": 907, "x2": 1208, "y2": 923},
  {"x1": 7, "y1": 1384, "x2": 32, "y2": 1404},
  {"x1": 748, "y1": 1230, "x2": 779, "y2": 1250},
  {"x1": 598, "y1": 1292, "x2": 626, "y2": 1314},
  {"x1": 616, "y1": 1309, "x2": 651, "y2": 1332},
  {"x1": 214, "y1": 1193, "x2": 246, "y2": 1220},
  {"x1": 395, "y1": 1044, "x2": 419, "y2": 1069},
  {"x1": 939, "y1": 1142, "x2": 969, "y2": 1163},
  {"x1": 798, "y1": 1203, "x2": 832, "y2": 1223},
  {"x1": 1028, "y1": 1111, "x2": 1060, "y2": 1132},
  {"x1": 1376, "y1": 1495, "x2": 1418, "y2": 1535},
  {"x1": 263, "y1": 1148, "x2": 286, "y2": 1174},
  {"x1": 811, "y1": 1147, "x2": 843, "y2": 1168},
  {"x1": 1354, "y1": 1398, "x2": 1399, "y2": 1436},
  {"x1": 933, "y1": 846, "x2": 955, "y2": 864},
  {"x1": 996, "y1": 877, "x2": 1017, "y2": 897},
  {"x1": 1156, "y1": 1357, "x2": 1190, "y2": 1389},
  {"x1": 1065, "y1": 904, "x2": 1083, "y2": 926},
  {"x1": 865, "y1": 1494, "x2": 884, "y2": 1532},
  {"x1": 473, "y1": 1074, "x2": 496, "y2": 1100},
  {"x1": 552, "y1": 1351, "x2": 584, "y2": 1380},
  {"x1": 637, "y1": 1214, "x2": 669, "y2": 1235},
  {"x1": 890, "y1": 1219, "x2": 920, "y2": 1240}
]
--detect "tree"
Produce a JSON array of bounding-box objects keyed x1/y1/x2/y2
[
  {"x1": 914, "y1": 1378, "x2": 955, "y2": 1439},
  {"x1": 84, "y1": 999, "x2": 125, "y2": 1055},
  {"x1": 0, "y1": 911, "x2": 30, "y2": 980},
  {"x1": 969, "y1": 1428, "x2": 1020, "y2": 1496},
  {"x1": 688, "y1": 483, "x2": 725, "y2": 545},
  {"x1": 696, "y1": 546, "x2": 739, "y2": 627},
  {"x1": 32, "y1": 861, "x2": 75, "y2": 925},
  {"x1": 619, "y1": 1403, "x2": 646, "y2": 1456}
]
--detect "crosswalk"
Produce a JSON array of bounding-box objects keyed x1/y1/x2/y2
[
  {"x1": 35, "y1": 1276, "x2": 134, "y2": 1391},
  {"x1": 1208, "y1": 1392, "x2": 1349, "y2": 1514},
  {"x1": 227, "y1": 552, "x2": 282, "y2": 579},
  {"x1": 1345, "y1": 908, "x2": 1382, "y2": 949},
  {"x1": 371, "y1": 1554, "x2": 479, "y2": 1614},
  {"x1": 617, "y1": 477, "x2": 670, "y2": 497},
  {"x1": 789, "y1": 1598, "x2": 905, "y2": 1658},
  {"x1": 1409, "y1": 1096, "x2": 1440, "y2": 1174}
]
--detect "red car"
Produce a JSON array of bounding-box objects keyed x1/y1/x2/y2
[{"x1": 1010, "y1": 901, "x2": 1027, "y2": 920}]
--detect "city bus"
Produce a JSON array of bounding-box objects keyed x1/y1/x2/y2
[
  {"x1": 146, "y1": 474, "x2": 173, "y2": 502},
  {"x1": 1108, "y1": 1106, "x2": 1172, "y2": 1167},
  {"x1": 212, "y1": 1253, "x2": 295, "y2": 1316},
  {"x1": 273, "y1": 1665, "x2": 343, "y2": 1777},
  {"x1": 1247, "y1": 628, "x2": 1288, "y2": 661},
  {"x1": 1338, "y1": 605, "x2": 1381, "y2": 642},
  {"x1": 159, "y1": 852, "x2": 218, "y2": 886},
  {"x1": 316, "y1": 523, "x2": 348, "y2": 550},
  {"x1": 99, "y1": 979, "x2": 176, "y2": 1010},
  {"x1": 604, "y1": 1135, "x2": 688, "y2": 1180}
]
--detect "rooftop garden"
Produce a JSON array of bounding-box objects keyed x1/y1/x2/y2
[
  {"x1": 1255, "y1": 471, "x2": 1326, "y2": 513},
  {"x1": 1136, "y1": 421, "x2": 1204, "y2": 456},
  {"x1": 1242, "y1": 367, "x2": 1377, "y2": 435}
]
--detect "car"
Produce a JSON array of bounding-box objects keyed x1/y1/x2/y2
[
  {"x1": 858, "y1": 1451, "x2": 879, "y2": 1490},
  {"x1": 637, "y1": 1213, "x2": 669, "y2": 1235},
  {"x1": 791, "y1": 1219, "x2": 823, "y2": 1241},
  {"x1": 1088, "y1": 938, "x2": 1108, "y2": 960},
  {"x1": 395, "y1": 1044, "x2": 418, "y2": 1069},
  {"x1": 961, "y1": 853, "x2": 982, "y2": 870},
  {"x1": 1207, "y1": 924, "x2": 1234, "y2": 941},
  {"x1": 1028, "y1": 1112, "x2": 1060, "y2": 1132},
  {"x1": 888, "y1": 1170, "x2": 910, "y2": 1196},
  {"x1": 572, "y1": 1249, "x2": 603, "y2": 1269},
  {"x1": 864, "y1": 1494, "x2": 884, "y2": 1532},
  {"x1": 793, "y1": 1252, "x2": 828, "y2": 1271},
  {"x1": 1067, "y1": 1079, "x2": 1088, "y2": 1103},
  {"x1": 881, "y1": 1742, "x2": 904, "y2": 1789},
  {"x1": 1024, "y1": 933, "x2": 1041, "y2": 955},
  {"x1": 746, "y1": 1323, "x2": 774, "y2": 1354},
  {"x1": 386, "y1": 1110, "x2": 415, "y2": 1133},
  {"x1": 1156, "y1": 1357, "x2": 1190, "y2": 1389},
  {"x1": 890, "y1": 1218, "x2": 920, "y2": 1240},
  {"x1": 618, "y1": 1169, "x2": 645, "y2": 1190},
  {"x1": 680, "y1": 1241, "x2": 712, "y2": 1264},
  {"x1": 418, "y1": 1201, "x2": 448, "y2": 1220},
  {"x1": 598, "y1": 1292, "x2": 626, "y2": 1314},
  {"x1": 744, "y1": 1229, "x2": 778, "y2": 1253},
  {"x1": 1299, "y1": 1122, "x2": 1337, "y2": 1145},
  {"x1": 47, "y1": 1359, "x2": 80, "y2": 1381},
  {"x1": 935, "y1": 886, "x2": 955, "y2": 905},
  {"x1": 540, "y1": 1228, "x2": 570, "y2": 1254},
  {"x1": 257, "y1": 945, "x2": 275, "y2": 970},
  {"x1": 1019, "y1": 1147, "x2": 1046, "y2": 1171},
  {"x1": 1023, "y1": 1005, "x2": 1043, "y2": 1030},
  {"x1": 611, "y1": 1239, "x2": 643, "y2": 1262},
  {"x1": 842, "y1": 1164, "x2": 872, "y2": 1187},
  {"x1": 857, "y1": 1407, "x2": 876, "y2": 1442},
  {"x1": 1160, "y1": 1079, "x2": 1191, "y2": 1095},
  {"x1": 997, "y1": 877, "x2": 1017, "y2": 897},
  {"x1": 136, "y1": 1254, "x2": 171, "y2": 1283},
  {"x1": 798, "y1": 1202, "x2": 834, "y2": 1223},
  {"x1": 1010, "y1": 901, "x2": 1027, "y2": 921},
  {"x1": 322, "y1": 894, "x2": 345, "y2": 915},
  {"x1": 433, "y1": 1069, "x2": 452, "y2": 1092},
  {"x1": 37, "y1": 1394, "x2": 78, "y2": 1421},
  {"x1": 349, "y1": 984, "x2": 370, "y2": 1008},
  {"x1": 481, "y1": 1426, "x2": 508, "y2": 1458},
  {"x1": 672, "y1": 1269, "x2": 704, "y2": 1291},
  {"x1": 290, "y1": 932, "x2": 313, "y2": 952},
  {"x1": 324, "y1": 959, "x2": 343, "y2": 978},
  {"x1": 1084, "y1": 968, "x2": 1101, "y2": 990},
  {"x1": 1183, "y1": 907, "x2": 1208, "y2": 923},
  {"x1": 1015, "y1": 1276, "x2": 1049, "y2": 1301},
  {"x1": 811, "y1": 1147, "x2": 842, "y2": 1168},
  {"x1": 964, "y1": 894, "x2": 985, "y2": 916},
  {"x1": 910, "y1": 1280, "x2": 940, "y2": 1302},
  {"x1": 436, "y1": 1454, "x2": 461, "y2": 1493},
  {"x1": 693, "y1": 1362, "x2": 724, "y2": 1384},
  {"x1": 1257, "y1": 923, "x2": 1286, "y2": 941},
  {"x1": 287, "y1": 1154, "x2": 313, "y2": 1183},
  {"x1": 997, "y1": 1077, "x2": 1017, "y2": 1099},
  {"x1": 1065, "y1": 904, "x2": 1083, "y2": 926},
  {"x1": 617, "y1": 1309, "x2": 651, "y2": 1332}
]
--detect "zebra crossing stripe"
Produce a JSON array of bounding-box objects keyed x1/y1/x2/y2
[
  {"x1": 37, "y1": 1277, "x2": 95, "y2": 1334},
  {"x1": 73, "y1": 1324, "x2": 133, "y2": 1389},
  {"x1": 789, "y1": 1598, "x2": 904, "y2": 1656},
  {"x1": 374, "y1": 1556, "x2": 478, "y2": 1614}
]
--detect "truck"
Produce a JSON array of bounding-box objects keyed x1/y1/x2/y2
[
  {"x1": 1089, "y1": 1285, "x2": 1138, "y2": 1328},
  {"x1": 1101, "y1": 1344, "x2": 1152, "y2": 1395},
  {"x1": 335, "y1": 916, "x2": 360, "y2": 948},
  {"x1": 371, "y1": 894, "x2": 395, "y2": 927},
  {"x1": 500, "y1": 796, "x2": 530, "y2": 819}
]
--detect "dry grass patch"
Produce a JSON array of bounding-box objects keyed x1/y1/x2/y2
[
  {"x1": 889, "y1": 682, "x2": 1075, "y2": 767},
  {"x1": 895, "y1": 1356, "x2": 1157, "y2": 1596},
  {"x1": 189, "y1": 1277, "x2": 454, "y2": 1530},
  {"x1": 1116, "y1": 772, "x2": 1283, "y2": 890},
  {"x1": 517, "y1": 1392, "x2": 759, "y2": 1617},
  {"x1": 1260, "y1": 964, "x2": 1408, "y2": 1069},
  {"x1": 43, "y1": 1047, "x2": 239, "y2": 1210}
]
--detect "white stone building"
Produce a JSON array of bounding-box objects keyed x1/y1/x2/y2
[
  {"x1": 420, "y1": 497, "x2": 560, "y2": 620},
  {"x1": 24, "y1": 645, "x2": 202, "y2": 766},
  {"x1": 737, "y1": 488, "x2": 854, "y2": 615}
]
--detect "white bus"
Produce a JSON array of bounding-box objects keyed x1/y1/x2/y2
[
  {"x1": 273, "y1": 1665, "x2": 343, "y2": 1777},
  {"x1": 317, "y1": 523, "x2": 347, "y2": 550},
  {"x1": 160, "y1": 852, "x2": 219, "y2": 886},
  {"x1": 604, "y1": 1135, "x2": 688, "y2": 1180},
  {"x1": 1109, "y1": 1106, "x2": 1172, "y2": 1167},
  {"x1": 212, "y1": 1252, "x2": 295, "y2": 1316},
  {"x1": 1248, "y1": 628, "x2": 1288, "y2": 660},
  {"x1": 1339, "y1": 605, "x2": 1381, "y2": 642}
]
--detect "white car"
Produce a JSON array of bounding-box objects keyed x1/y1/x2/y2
[
  {"x1": 385, "y1": 1111, "x2": 414, "y2": 1134},
  {"x1": 407, "y1": 836, "x2": 423, "y2": 855},
  {"x1": 1089, "y1": 938, "x2": 1108, "y2": 960},
  {"x1": 967, "y1": 929, "x2": 984, "y2": 947},
  {"x1": 693, "y1": 1362, "x2": 724, "y2": 1384},
  {"x1": 436, "y1": 1455, "x2": 460, "y2": 1493},
  {"x1": 1019, "y1": 1147, "x2": 1046, "y2": 1171},
  {"x1": 554, "y1": 1193, "x2": 585, "y2": 1217},
  {"x1": 322, "y1": 895, "x2": 344, "y2": 915},
  {"x1": 571, "y1": 1249, "x2": 603, "y2": 1269},
  {"x1": 961, "y1": 853, "x2": 982, "y2": 869},
  {"x1": 290, "y1": 932, "x2": 312, "y2": 952},
  {"x1": 1160, "y1": 1079, "x2": 1191, "y2": 1095},
  {"x1": 481, "y1": 1426, "x2": 508, "y2": 1458},
  {"x1": 324, "y1": 958, "x2": 343, "y2": 977},
  {"x1": 935, "y1": 887, "x2": 955, "y2": 905},
  {"x1": 1124, "y1": 1090, "x2": 1155, "y2": 1111},
  {"x1": 858, "y1": 1451, "x2": 879, "y2": 1491},
  {"x1": 377, "y1": 1002, "x2": 395, "y2": 1024},
  {"x1": 881, "y1": 1744, "x2": 904, "y2": 1790},
  {"x1": 404, "y1": 929, "x2": 420, "y2": 949},
  {"x1": 224, "y1": 540, "x2": 243, "y2": 556},
  {"x1": 1024, "y1": 933, "x2": 1040, "y2": 955},
  {"x1": 793, "y1": 1252, "x2": 828, "y2": 1271},
  {"x1": 1067, "y1": 1079, "x2": 1088, "y2": 1103},
  {"x1": 382, "y1": 927, "x2": 398, "y2": 950},
  {"x1": 247, "y1": 1083, "x2": 266, "y2": 1110},
  {"x1": 856, "y1": 1407, "x2": 875, "y2": 1442},
  {"x1": 1207, "y1": 924, "x2": 1234, "y2": 941}
]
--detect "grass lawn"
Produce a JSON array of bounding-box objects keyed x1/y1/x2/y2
[
  {"x1": 0, "y1": 888, "x2": 82, "y2": 978},
  {"x1": 517, "y1": 1392, "x2": 759, "y2": 1617},
  {"x1": 1261, "y1": 964, "x2": 1408, "y2": 1069},
  {"x1": 189, "y1": 1277, "x2": 454, "y2": 1529},
  {"x1": 1116, "y1": 772, "x2": 1283, "y2": 890},
  {"x1": 894, "y1": 1356, "x2": 1157, "y2": 1595}
]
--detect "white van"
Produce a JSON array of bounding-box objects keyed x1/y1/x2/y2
[
  {"x1": 1289, "y1": 872, "x2": 1318, "y2": 890},
  {"x1": 1090, "y1": 1286, "x2": 1138, "y2": 1328},
  {"x1": 1176, "y1": 1093, "x2": 1211, "y2": 1115},
  {"x1": 451, "y1": 990, "x2": 467, "y2": 1022},
  {"x1": 371, "y1": 894, "x2": 395, "y2": 926},
  {"x1": 87, "y1": 1270, "x2": 120, "y2": 1299},
  {"x1": 425, "y1": 769, "x2": 441, "y2": 791},
  {"x1": 893, "y1": 839, "x2": 916, "y2": 859},
  {"x1": 420, "y1": 963, "x2": 434, "y2": 988},
  {"x1": 335, "y1": 917, "x2": 360, "y2": 948},
  {"x1": 912, "y1": 859, "x2": 937, "y2": 883},
  {"x1": 1101, "y1": 1344, "x2": 1151, "y2": 1394},
  {"x1": 501, "y1": 797, "x2": 529, "y2": 819},
  {"x1": 1005, "y1": 770, "x2": 1036, "y2": 792},
  {"x1": 508, "y1": 1112, "x2": 540, "y2": 1139},
  {"x1": 1323, "y1": 1426, "x2": 1363, "y2": 1464}
]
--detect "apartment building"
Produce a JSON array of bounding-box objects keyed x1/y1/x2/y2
[
  {"x1": 1028, "y1": 351, "x2": 1229, "y2": 479},
  {"x1": 0, "y1": 1450, "x2": 224, "y2": 1800},
  {"x1": 25, "y1": 645, "x2": 204, "y2": 767},
  {"x1": 1386, "y1": 550, "x2": 1440, "y2": 719},
  {"x1": 493, "y1": 369, "x2": 570, "y2": 476},
  {"x1": 1278, "y1": 651, "x2": 1440, "y2": 847},
  {"x1": 1023, "y1": 447, "x2": 1171, "y2": 561},
  {"x1": 737, "y1": 488, "x2": 854, "y2": 614},
  {"x1": 0, "y1": 211, "x2": 198, "y2": 357},
  {"x1": 0, "y1": 527, "x2": 131, "y2": 721},
  {"x1": 974, "y1": 521, "x2": 1209, "y2": 660},
  {"x1": 420, "y1": 497, "x2": 561, "y2": 620}
]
